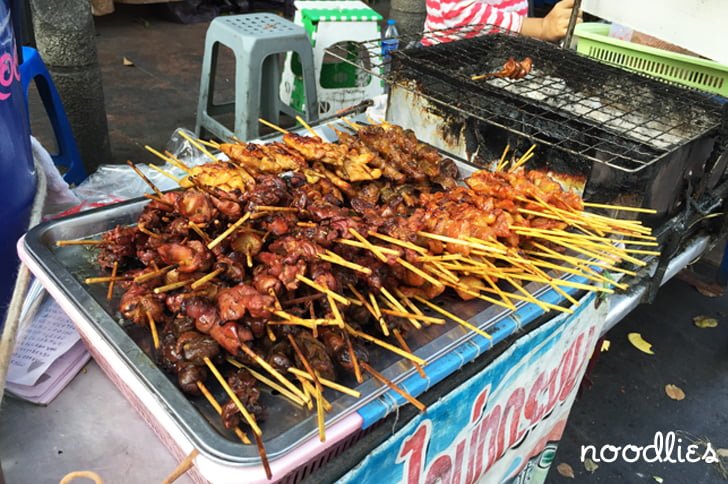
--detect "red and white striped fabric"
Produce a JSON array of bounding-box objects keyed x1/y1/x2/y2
[{"x1": 422, "y1": 0, "x2": 529, "y2": 46}]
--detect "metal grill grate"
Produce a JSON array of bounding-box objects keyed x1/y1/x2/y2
[{"x1": 326, "y1": 24, "x2": 723, "y2": 173}]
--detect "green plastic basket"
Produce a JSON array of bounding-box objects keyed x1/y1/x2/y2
[{"x1": 574, "y1": 23, "x2": 728, "y2": 96}]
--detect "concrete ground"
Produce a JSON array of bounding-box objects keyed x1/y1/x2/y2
[{"x1": 25, "y1": 5, "x2": 728, "y2": 483}]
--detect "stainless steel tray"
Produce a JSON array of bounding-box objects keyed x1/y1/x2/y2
[{"x1": 23, "y1": 188, "x2": 558, "y2": 464}]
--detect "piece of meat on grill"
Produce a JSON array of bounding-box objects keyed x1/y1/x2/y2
[
  {"x1": 119, "y1": 284, "x2": 166, "y2": 326},
  {"x1": 293, "y1": 331, "x2": 336, "y2": 381}
]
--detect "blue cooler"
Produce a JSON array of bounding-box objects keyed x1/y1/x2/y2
[{"x1": 0, "y1": 0, "x2": 37, "y2": 322}]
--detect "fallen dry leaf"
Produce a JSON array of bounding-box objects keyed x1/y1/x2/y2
[
  {"x1": 600, "y1": 339, "x2": 611, "y2": 352},
  {"x1": 557, "y1": 463, "x2": 575, "y2": 478},
  {"x1": 628, "y1": 333, "x2": 654, "y2": 355},
  {"x1": 696, "y1": 283, "x2": 725, "y2": 298},
  {"x1": 584, "y1": 457, "x2": 599, "y2": 473},
  {"x1": 717, "y1": 448, "x2": 728, "y2": 458},
  {"x1": 122, "y1": 56, "x2": 135, "y2": 66},
  {"x1": 653, "y1": 477, "x2": 664, "y2": 483},
  {"x1": 665, "y1": 384, "x2": 685, "y2": 401},
  {"x1": 693, "y1": 315, "x2": 718, "y2": 328}
]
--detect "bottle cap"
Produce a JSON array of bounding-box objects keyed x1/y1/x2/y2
[{"x1": 387, "y1": 19, "x2": 396, "y2": 25}]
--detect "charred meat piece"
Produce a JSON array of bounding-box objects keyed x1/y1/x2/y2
[
  {"x1": 119, "y1": 284, "x2": 166, "y2": 326},
  {"x1": 217, "y1": 284, "x2": 275, "y2": 321},
  {"x1": 158, "y1": 240, "x2": 213, "y2": 273},
  {"x1": 220, "y1": 368, "x2": 264, "y2": 429},
  {"x1": 294, "y1": 331, "x2": 336, "y2": 381}
]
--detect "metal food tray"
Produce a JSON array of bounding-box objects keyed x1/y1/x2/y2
[{"x1": 21, "y1": 154, "x2": 579, "y2": 468}]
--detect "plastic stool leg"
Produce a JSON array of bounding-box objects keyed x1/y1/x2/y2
[
  {"x1": 259, "y1": 54, "x2": 281, "y2": 127},
  {"x1": 235, "y1": 49, "x2": 263, "y2": 140},
  {"x1": 20, "y1": 47, "x2": 87, "y2": 185},
  {"x1": 195, "y1": 35, "x2": 217, "y2": 137},
  {"x1": 295, "y1": 45, "x2": 319, "y2": 123}
]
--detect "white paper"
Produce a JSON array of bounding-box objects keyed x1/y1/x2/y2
[
  {"x1": 6, "y1": 341, "x2": 91, "y2": 405},
  {"x1": 6, "y1": 296, "x2": 83, "y2": 386}
]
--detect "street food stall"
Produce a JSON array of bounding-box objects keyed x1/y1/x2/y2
[{"x1": 4, "y1": 13, "x2": 728, "y2": 484}]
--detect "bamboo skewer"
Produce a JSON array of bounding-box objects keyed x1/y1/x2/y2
[
  {"x1": 127, "y1": 160, "x2": 164, "y2": 197},
  {"x1": 335, "y1": 238, "x2": 400, "y2": 255},
  {"x1": 319, "y1": 251, "x2": 372, "y2": 275},
  {"x1": 361, "y1": 362, "x2": 426, "y2": 412},
  {"x1": 496, "y1": 144, "x2": 510, "y2": 171},
  {"x1": 239, "y1": 344, "x2": 308, "y2": 403},
  {"x1": 393, "y1": 329, "x2": 426, "y2": 378},
  {"x1": 289, "y1": 367, "x2": 361, "y2": 398},
  {"x1": 258, "y1": 118, "x2": 289, "y2": 135},
  {"x1": 84, "y1": 275, "x2": 130, "y2": 284},
  {"x1": 162, "y1": 449, "x2": 200, "y2": 484},
  {"x1": 178, "y1": 130, "x2": 219, "y2": 164},
  {"x1": 295, "y1": 274, "x2": 350, "y2": 306},
  {"x1": 145, "y1": 145, "x2": 191, "y2": 174},
  {"x1": 188, "y1": 221, "x2": 211, "y2": 243},
  {"x1": 106, "y1": 262, "x2": 119, "y2": 301},
  {"x1": 196, "y1": 381, "x2": 252, "y2": 444},
  {"x1": 56, "y1": 239, "x2": 105, "y2": 247},
  {"x1": 153, "y1": 279, "x2": 192, "y2": 294},
  {"x1": 340, "y1": 117, "x2": 361, "y2": 131},
  {"x1": 344, "y1": 331, "x2": 363, "y2": 384},
  {"x1": 134, "y1": 264, "x2": 175, "y2": 283},
  {"x1": 396, "y1": 257, "x2": 444, "y2": 288},
  {"x1": 368, "y1": 231, "x2": 427, "y2": 255},
  {"x1": 147, "y1": 163, "x2": 183, "y2": 184},
  {"x1": 207, "y1": 212, "x2": 251, "y2": 250},
  {"x1": 380, "y1": 309, "x2": 445, "y2": 324},
  {"x1": 227, "y1": 358, "x2": 306, "y2": 406},
  {"x1": 347, "y1": 325, "x2": 425, "y2": 365},
  {"x1": 190, "y1": 268, "x2": 224, "y2": 290},
  {"x1": 146, "y1": 310, "x2": 160, "y2": 350},
  {"x1": 327, "y1": 294, "x2": 345, "y2": 328},
  {"x1": 510, "y1": 144, "x2": 537, "y2": 172},
  {"x1": 253, "y1": 433, "x2": 273, "y2": 480},
  {"x1": 296, "y1": 115, "x2": 320, "y2": 139},
  {"x1": 380, "y1": 287, "x2": 421, "y2": 329},
  {"x1": 414, "y1": 296, "x2": 492, "y2": 340},
  {"x1": 287, "y1": 334, "x2": 326, "y2": 442},
  {"x1": 348, "y1": 228, "x2": 388, "y2": 262},
  {"x1": 582, "y1": 201, "x2": 658, "y2": 214},
  {"x1": 203, "y1": 356, "x2": 262, "y2": 436}
]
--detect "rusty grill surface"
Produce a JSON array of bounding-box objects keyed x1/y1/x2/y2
[{"x1": 326, "y1": 24, "x2": 723, "y2": 173}]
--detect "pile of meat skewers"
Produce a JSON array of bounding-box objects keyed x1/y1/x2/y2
[{"x1": 67, "y1": 119, "x2": 658, "y2": 478}]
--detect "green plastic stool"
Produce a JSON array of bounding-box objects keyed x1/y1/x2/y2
[{"x1": 195, "y1": 13, "x2": 319, "y2": 141}]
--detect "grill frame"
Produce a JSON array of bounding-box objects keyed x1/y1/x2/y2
[{"x1": 326, "y1": 24, "x2": 724, "y2": 174}]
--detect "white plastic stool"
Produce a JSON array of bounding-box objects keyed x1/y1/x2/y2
[
  {"x1": 280, "y1": 1, "x2": 384, "y2": 118},
  {"x1": 196, "y1": 13, "x2": 319, "y2": 141}
]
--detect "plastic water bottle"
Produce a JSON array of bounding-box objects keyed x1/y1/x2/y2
[{"x1": 381, "y1": 19, "x2": 400, "y2": 90}]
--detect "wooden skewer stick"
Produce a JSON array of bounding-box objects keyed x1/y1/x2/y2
[
  {"x1": 319, "y1": 252, "x2": 372, "y2": 275},
  {"x1": 227, "y1": 358, "x2": 306, "y2": 406},
  {"x1": 146, "y1": 310, "x2": 160, "y2": 350},
  {"x1": 239, "y1": 344, "x2": 309, "y2": 403},
  {"x1": 496, "y1": 143, "x2": 510, "y2": 171},
  {"x1": 361, "y1": 361, "x2": 426, "y2": 412},
  {"x1": 56, "y1": 239, "x2": 105, "y2": 247},
  {"x1": 414, "y1": 296, "x2": 493, "y2": 340},
  {"x1": 207, "y1": 212, "x2": 251, "y2": 250},
  {"x1": 335, "y1": 238, "x2": 400, "y2": 255},
  {"x1": 299, "y1": 376, "x2": 332, "y2": 412},
  {"x1": 137, "y1": 223, "x2": 161, "y2": 239},
  {"x1": 162, "y1": 448, "x2": 200, "y2": 484},
  {"x1": 380, "y1": 287, "x2": 421, "y2": 329},
  {"x1": 393, "y1": 328, "x2": 426, "y2": 378},
  {"x1": 106, "y1": 261, "x2": 118, "y2": 301},
  {"x1": 396, "y1": 257, "x2": 444, "y2": 288},
  {"x1": 195, "y1": 381, "x2": 251, "y2": 444},
  {"x1": 289, "y1": 367, "x2": 362, "y2": 398},
  {"x1": 381, "y1": 309, "x2": 445, "y2": 324},
  {"x1": 84, "y1": 275, "x2": 130, "y2": 284},
  {"x1": 344, "y1": 331, "x2": 363, "y2": 384},
  {"x1": 287, "y1": 334, "x2": 327, "y2": 442},
  {"x1": 296, "y1": 115, "x2": 320, "y2": 139},
  {"x1": 188, "y1": 221, "x2": 211, "y2": 243},
  {"x1": 203, "y1": 356, "x2": 262, "y2": 436},
  {"x1": 368, "y1": 231, "x2": 428, "y2": 255},
  {"x1": 196, "y1": 138, "x2": 220, "y2": 149},
  {"x1": 190, "y1": 268, "x2": 224, "y2": 290},
  {"x1": 253, "y1": 205, "x2": 301, "y2": 212},
  {"x1": 327, "y1": 294, "x2": 345, "y2": 328},
  {"x1": 582, "y1": 202, "x2": 657, "y2": 214},
  {"x1": 126, "y1": 160, "x2": 164, "y2": 197},
  {"x1": 177, "y1": 130, "x2": 219, "y2": 164},
  {"x1": 340, "y1": 117, "x2": 361, "y2": 131},
  {"x1": 153, "y1": 279, "x2": 192, "y2": 294},
  {"x1": 147, "y1": 163, "x2": 183, "y2": 184},
  {"x1": 348, "y1": 228, "x2": 388, "y2": 262},
  {"x1": 416, "y1": 231, "x2": 505, "y2": 254},
  {"x1": 258, "y1": 117, "x2": 289, "y2": 135},
  {"x1": 347, "y1": 325, "x2": 426, "y2": 365},
  {"x1": 134, "y1": 264, "x2": 175, "y2": 283},
  {"x1": 144, "y1": 145, "x2": 191, "y2": 173},
  {"x1": 295, "y1": 274, "x2": 350, "y2": 306}
]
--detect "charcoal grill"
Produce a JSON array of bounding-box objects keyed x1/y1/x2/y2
[{"x1": 327, "y1": 25, "x2": 728, "y2": 226}]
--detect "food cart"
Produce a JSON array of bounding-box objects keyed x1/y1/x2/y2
[{"x1": 4, "y1": 16, "x2": 728, "y2": 484}]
